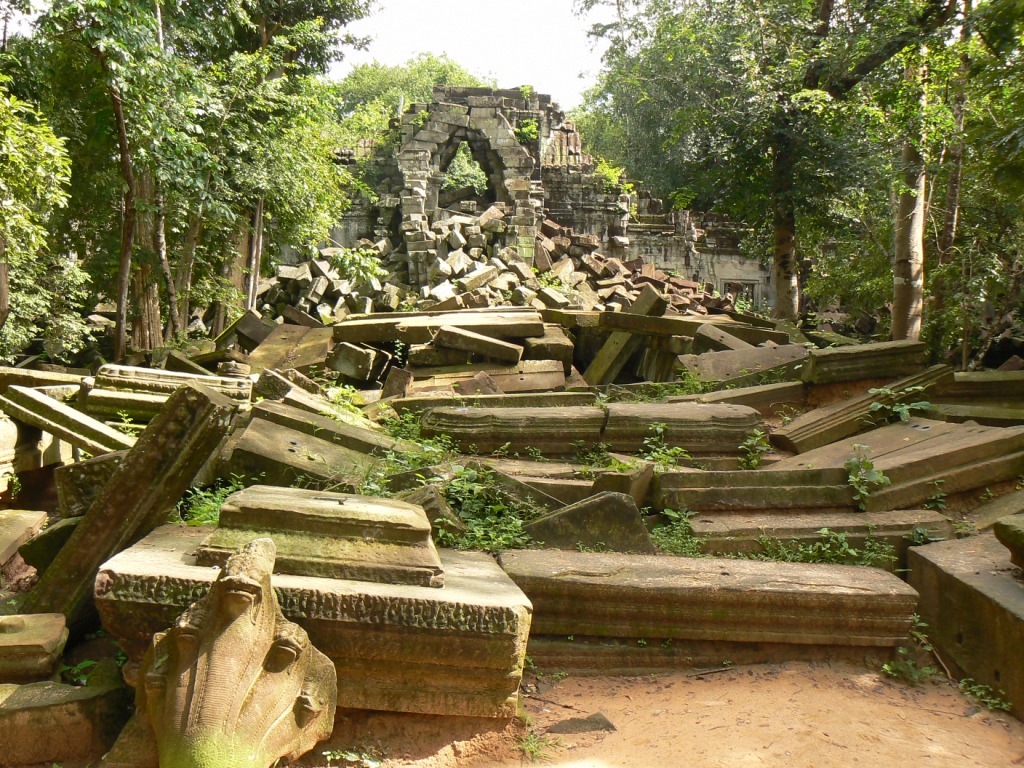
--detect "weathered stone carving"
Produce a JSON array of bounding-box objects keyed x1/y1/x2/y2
[{"x1": 122, "y1": 538, "x2": 336, "y2": 768}]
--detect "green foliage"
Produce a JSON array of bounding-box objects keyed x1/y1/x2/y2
[
  {"x1": 844, "y1": 444, "x2": 891, "y2": 511},
  {"x1": 442, "y1": 141, "x2": 488, "y2": 195},
  {"x1": 514, "y1": 118, "x2": 538, "y2": 144},
  {"x1": 749, "y1": 528, "x2": 896, "y2": 568},
  {"x1": 517, "y1": 729, "x2": 560, "y2": 763},
  {"x1": 640, "y1": 422, "x2": 691, "y2": 470},
  {"x1": 738, "y1": 429, "x2": 770, "y2": 470},
  {"x1": 59, "y1": 658, "x2": 98, "y2": 686},
  {"x1": 177, "y1": 476, "x2": 245, "y2": 526},
  {"x1": 650, "y1": 508, "x2": 707, "y2": 557},
  {"x1": 594, "y1": 156, "x2": 633, "y2": 195},
  {"x1": 925, "y1": 480, "x2": 947, "y2": 512},
  {"x1": 958, "y1": 678, "x2": 1012, "y2": 712},
  {"x1": 326, "y1": 246, "x2": 387, "y2": 285},
  {"x1": 866, "y1": 386, "x2": 932, "y2": 424},
  {"x1": 0, "y1": 73, "x2": 88, "y2": 361},
  {"x1": 883, "y1": 614, "x2": 938, "y2": 685},
  {"x1": 437, "y1": 464, "x2": 537, "y2": 551}
]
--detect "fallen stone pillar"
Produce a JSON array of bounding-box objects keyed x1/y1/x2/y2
[
  {"x1": 0, "y1": 384, "x2": 136, "y2": 455},
  {"x1": 22, "y1": 383, "x2": 237, "y2": 632}
]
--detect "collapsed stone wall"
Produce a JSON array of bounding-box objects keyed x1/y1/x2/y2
[{"x1": 327, "y1": 86, "x2": 769, "y2": 304}]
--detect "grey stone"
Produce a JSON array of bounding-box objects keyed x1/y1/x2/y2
[{"x1": 524, "y1": 492, "x2": 656, "y2": 554}]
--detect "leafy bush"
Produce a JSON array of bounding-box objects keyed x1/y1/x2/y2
[{"x1": 178, "y1": 477, "x2": 246, "y2": 526}]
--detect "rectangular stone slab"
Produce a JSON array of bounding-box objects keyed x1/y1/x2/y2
[
  {"x1": 433, "y1": 325, "x2": 524, "y2": 364},
  {"x1": 0, "y1": 614, "x2": 68, "y2": 683},
  {"x1": 654, "y1": 468, "x2": 854, "y2": 512},
  {"x1": 602, "y1": 402, "x2": 762, "y2": 455},
  {"x1": 772, "y1": 365, "x2": 953, "y2": 453},
  {"x1": 333, "y1": 311, "x2": 544, "y2": 345},
  {"x1": 248, "y1": 401, "x2": 401, "y2": 456},
  {"x1": 221, "y1": 419, "x2": 378, "y2": 491},
  {"x1": 55, "y1": 450, "x2": 125, "y2": 518},
  {"x1": 0, "y1": 386, "x2": 136, "y2": 455},
  {"x1": 195, "y1": 485, "x2": 444, "y2": 587},
  {"x1": 499, "y1": 549, "x2": 917, "y2": 648},
  {"x1": 95, "y1": 525, "x2": 532, "y2": 718},
  {"x1": 0, "y1": 509, "x2": 47, "y2": 566},
  {"x1": 420, "y1": 406, "x2": 606, "y2": 455},
  {"x1": 92, "y1": 364, "x2": 252, "y2": 402},
  {"x1": 802, "y1": 340, "x2": 928, "y2": 384},
  {"x1": 691, "y1": 509, "x2": 953, "y2": 567},
  {"x1": 908, "y1": 535, "x2": 1024, "y2": 719},
  {"x1": 676, "y1": 344, "x2": 808, "y2": 387},
  {"x1": 21, "y1": 383, "x2": 237, "y2": 632}
]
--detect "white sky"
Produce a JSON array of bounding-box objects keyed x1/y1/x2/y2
[{"x1": 331, "y1": 0, "x2": 613, "y2": 110}]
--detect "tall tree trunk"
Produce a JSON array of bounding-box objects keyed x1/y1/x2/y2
[
  {"x1": 892, "y1": 60, "x2": 928, "y2": 341},
  {"x1": 174, "y1": 212, "x2": 203, "y2": 327},
  {"x1": 0, "y1": 240, "x2": 8, "y2": 335},
  {"x1": 770, "y1": 125, "x2": 800, "y2": 321},
  {"x1": 245, "y1": 198, "x2": 264, "y2": 310},
  {"x1": 154, "y1": 188, "x2": 182, "y2": 341},
  {"x1": 109, "y1": 82, "x2": 136, "y2": 362}
]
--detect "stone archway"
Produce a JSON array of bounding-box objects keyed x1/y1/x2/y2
[{"x1": 395, "y1": 99, "x2": 541, "y2": 287}]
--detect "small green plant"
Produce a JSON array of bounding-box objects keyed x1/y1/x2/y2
[
  {"x1": 980, "y1": 487, "x2": 994, "y2": 502},
  {"x1": 435, "y1": 465, "x2": 538, "y2": 551},
  {"x1": 952, "y1": 518, "x2": 978, "y2": 538},
  {"x1": 177, "y1": 476, "x2": 246, "y2": 526},
  {"x1": 327, "y1": 246, "x2": 388, "y2": 285},
  {"x1": 738, "y1": 429, "x2": 771, "y2": 470},
  {"x1": 882, "y1": 614, "x2": 937, "y2": 685},
  {"x1": 866, "y1": 385, "x2": 932, "y2": 423},
  {"x1": 4, "y1": 472, "x2": 21, "y2": 501},
  {"x1": 750, "y1": 528, "x2": 896, "y2": 568},
  {"x1": 651, "y1": 508, "x2": 707, "y2": 558},
  {"x1": 925, "y1": 479, "x2": 947, "y2": 512},
  {"x1": 519, "y1": 85, "x2": 535, "y2": 101},
  {"x1": 845, "y1": 444, "x2": 891, "y2": 511},
  {"x1": 114, "y1": 409, "x2": 138, "y2": 436},
  {"x1": 518, "y1": 729, "x2": 560, "y2": 763},
  {"x1": 524, "y1": 446, "x2": 548, "y2": 462},
  {"x1": 641, "y1": 422, "x2": 692, "y2": 470},
  {"x1": 60, "y1": 659, "x2": 98, "y2": 686},
  {"x1": 958, "y1": 678, "x2": 1012, "y2": 711},
  {"x1": 515, "y1": 118, "x2": 539, "y2": 144}
]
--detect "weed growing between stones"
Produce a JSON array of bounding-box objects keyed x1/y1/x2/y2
[
  {"x1": 570, "y1": 440, "x2": 640, "y2": 479},
  {"x1": 865, "y1": 385, "x2": 932, "y2": 424},
  {"x1": 925, "y1": 479, "x2": 947, "y2": 512},
  {"x1": 650, "y1": 508, "x2": 707, "y2": 557},
  {"x1": 517, "y1": 728, "x2": 560, "y2": 763},
  {"x1": 747, "y1": 528, "x2": 896, "y2": 568},
  {"x1": 177, "y1": 476, "x2": 246, "y2": 526},
  {"x1": 738, "y1": 428, "x2": 771, "y2": 470},
  {"x1": 641, "y1": 423, "x2": 692, "y2": 470},
  {"x1": 435, "y1": 465, "x2": 538, "y2": 552},
  {"x1": 845, "y1": 444, "x2": 891, "y2": 510},
  {"x1": 882, "y1": 614, "x2": 938, "y2": 685}
]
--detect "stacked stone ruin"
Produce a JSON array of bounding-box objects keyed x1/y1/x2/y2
[{"x1": 0, "y1": 86, "x2": 1021, "y2": 768}]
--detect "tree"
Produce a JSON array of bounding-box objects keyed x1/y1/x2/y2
[
  {"x1": 576, "y1": 0, "x2": 959, "y2": 320},
  {"x1": 0, "y1": 74, "x2": 88, "y2": 361}
]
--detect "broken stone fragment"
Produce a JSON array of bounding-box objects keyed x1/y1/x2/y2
[
  {"x1": 524, "y1": 492, "x2": 656, "y2": 554},
  {"x1": 0, "y1": 614, "x2": 68, "y2": 683},
  {"x1": 994, "y1": 514, "x2": 1024, "y2": 568}
]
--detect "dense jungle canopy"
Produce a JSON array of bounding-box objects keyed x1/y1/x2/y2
[{"x1": 1, "y1": 0, "x2": 1022, "y2": 369}]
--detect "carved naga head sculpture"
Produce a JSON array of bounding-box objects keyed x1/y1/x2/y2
[{"x1": 137, "y1": 538, "x2": 336, "y2": 768}]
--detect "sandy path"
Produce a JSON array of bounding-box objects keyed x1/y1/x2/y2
[{"x1": 313, "y1": 661, "x2": 1024, "y2": 768}]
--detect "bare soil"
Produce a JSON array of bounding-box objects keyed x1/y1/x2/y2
[{"x1": 311, "y1": 661, "x2": 1024, "y2": 768}]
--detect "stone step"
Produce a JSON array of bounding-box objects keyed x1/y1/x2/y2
[
  {"x1": 195, "y1": 486, "x2": 445, "y2": 588},
  {"x1": 499, "y1": 549, "x2": 918, "y2": 670},
  {"x1": 772, "y1": 365, "x2": 953, "y2": 453},
  {"x1": 771, "y1": 418, "x2": 1024, "y2": 512},
  {"x1": 654, "y1": 468, "x2": 854, "y2": 512},
  {"x1": 689, "y1": 509, "x2": 953, "y2": 567},
  {"x1": 96, "y1": 526, "x2": 532, "y2": 718}
]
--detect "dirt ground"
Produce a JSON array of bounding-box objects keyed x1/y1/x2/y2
[{"x1": 311, "y1": 661, "x2": 1024, "y2": 768}]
